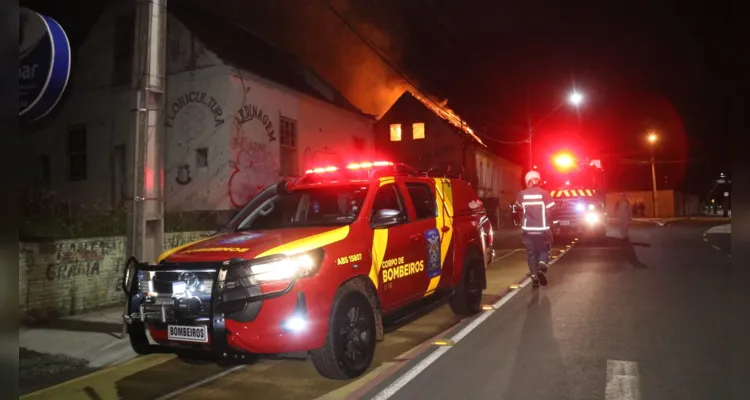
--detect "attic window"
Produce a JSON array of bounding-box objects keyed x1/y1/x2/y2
[
  {"x1": 389, "y1": 124, "x2": 402, "y2": 141},
  {"x1": 412, "y1": 122, "x2": 425, "y2": 139}
]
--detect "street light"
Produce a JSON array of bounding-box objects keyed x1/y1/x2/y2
[
  {"x1": 528, "y1": 89, "x2": 585, "y2": 169},
  {"x1": 568, "y1": 91, "x2": 584, "y2": 107},
  {"x1": 647, "y1": 132, "x2": 658, "y2": 218}
]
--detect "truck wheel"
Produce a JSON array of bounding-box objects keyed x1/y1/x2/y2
[
  {"x1": 310, "y1": 286, "x2": 376, "y2": 379},
  {"x1": 450, "y1": 253, "x2": 484, "y2": 316},
  {"x1": 128, "y1": 322, "x2": 152, "y2": 355}
]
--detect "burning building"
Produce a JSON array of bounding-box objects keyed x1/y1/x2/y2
[{"x1": 375, "y1": 91, "x2": 523, "y2": 226}]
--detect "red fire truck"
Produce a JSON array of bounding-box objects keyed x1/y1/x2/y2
[
  {"x1": 513, "y1": 152, "x2": 606, "y2": 240},
  {"x1": 121, "y1": 160, "x2": 494, "y2": 379}
]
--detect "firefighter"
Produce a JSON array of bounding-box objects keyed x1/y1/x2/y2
[{"x1": 515, "y1": 170, "x2": 556, "y2": 288}]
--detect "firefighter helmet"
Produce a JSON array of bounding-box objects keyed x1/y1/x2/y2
[{"x1": 525, "y1": 170, "x2": 541, "y2": 187}]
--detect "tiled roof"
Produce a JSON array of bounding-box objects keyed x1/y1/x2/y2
[{"x1": 171, "y1": 1, "x2": 369, "y2": 117}]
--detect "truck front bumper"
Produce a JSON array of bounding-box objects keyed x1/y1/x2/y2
[{"x1": 121, "y1": 257, "x2": 322, "y2": 363}]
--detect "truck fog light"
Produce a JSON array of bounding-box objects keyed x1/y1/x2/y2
[
  {"x1": 283, "y1": 315, "x2": 308, "y2": 332},
  {"x1": 585, "y1": 213, "x2": 599, "y2": 224}
]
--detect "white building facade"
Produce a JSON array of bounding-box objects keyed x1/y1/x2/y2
[{"x1": 22, "y1": 1, "x2": 375, "y2": 212}]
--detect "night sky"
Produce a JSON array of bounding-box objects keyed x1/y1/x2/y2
[{"x1": 22, "y1": 0, "x2": 733, "y2": 197}]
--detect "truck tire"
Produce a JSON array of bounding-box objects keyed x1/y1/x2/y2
[
  {"x1": 128, "y1": 322, "x2": 152, "y2": 355},
  {"x1": 449, "y1": 252, "x2": 484, "y2": 316},
  {"x1": 310, "y1": 285, "x2": 376, "y2": 379}
]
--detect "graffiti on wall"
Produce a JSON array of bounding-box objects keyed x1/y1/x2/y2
[
  {"x1": 228, "y1": 142, "x2": 277, "y2": 208},
  {"x1": 176, "y1": 164, "x2": 192, "y2": 185},
  {"x1": 228, "y1": 96, "x2": 280, "y2": 209},
  {"x1": 165, "y1": 91, "x2": 225, "y2": 129},
  {"x1": 302, "y1": 147, "x2": 342, "y2": 171},
  {"x1": 234, "y1": 103, "x2": 276, "y2": 142}
]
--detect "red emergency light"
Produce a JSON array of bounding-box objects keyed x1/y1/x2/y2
[
  {"x1": 304, "y1": 160, "x2": 393, "y2": 175},
  {"x1": 553, "y1": 153, "x2": 575, "y2": 170}
]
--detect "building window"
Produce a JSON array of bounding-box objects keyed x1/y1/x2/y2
[
  {"x1": 37, "y1": 155, "x2": 50, "y2": 187},
  {"x1": 113, "y1": 9, "x2": 135, "y2": 85},
  {"x1": 412, "y1": 122, "x2": 425, "y2": 139},
  {"x1": 67, "y1": 125, "x2": 87, "y2": 181},
  {"x1": 196, "y1": 147, "x2": 208, "y2": 168},
  {"x1": 280, "y1": 117, "x2": 298, "y2": 176},
  {"x1": 389, "y1": 124, "x2": 402, "y2": 141}
]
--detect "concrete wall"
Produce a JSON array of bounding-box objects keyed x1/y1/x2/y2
[
  {"x1": 21, "y1": 2, "x2": 223, "y2": 208},
  {"x1": 605, "y1": 190, "x2": 699, "y2": 218},
  {"x1": 19, "y1": 231, "x2": 212, "y2": 320}
]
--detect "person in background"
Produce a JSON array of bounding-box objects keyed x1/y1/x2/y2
[{"x1": 616, "y1": 193, "x2": 632, "y2": 240}]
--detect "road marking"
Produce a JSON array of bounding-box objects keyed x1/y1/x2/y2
[
  {"x1": 370, "y1": 242, "x2": 573, "y2": 399},
  {"x1": 492, "y1": 248, "x2": 522, "y2": 262},
  {"x1": 712, "y1": 245, "x2": 721, "y2": 251},
  {"x1": 605, "y1": 360, "x2": 640, "y2": 400},
  {"x1": 154, "y1": 365, "x2": 247, "y2": 400}
]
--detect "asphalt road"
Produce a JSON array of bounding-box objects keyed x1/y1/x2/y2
[{"x1": 363, "y1": 220, "x2": 748, "y2": 400}]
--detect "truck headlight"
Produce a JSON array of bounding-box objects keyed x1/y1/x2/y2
[
  {"x1": 223, "y1": 249, "x2": 325, "y2": 289},
  {"x1": 249, "y1": 253, "x2": 317, "y2": 284},
  {"x1": 585, "y1": 212, "x2": 600, "y2": 224}
]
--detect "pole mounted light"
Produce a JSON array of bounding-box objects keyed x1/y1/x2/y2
[{"x1": 568, "y1": 91, "x2": 584, "y2": 107}]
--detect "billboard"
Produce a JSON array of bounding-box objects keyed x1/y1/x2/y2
[{"x1": 19, "y1": 7, "x2": 72, "y2": 121}]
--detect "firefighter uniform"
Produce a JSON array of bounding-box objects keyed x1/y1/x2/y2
[{"x1": 516, "y1": 171, "x2": 556, "y2": 286}]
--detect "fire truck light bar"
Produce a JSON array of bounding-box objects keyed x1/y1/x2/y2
[{"x1": 304, "y1": 161, "x2": 393, "y2": 174}]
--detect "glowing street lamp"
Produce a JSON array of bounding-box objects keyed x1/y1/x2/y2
[
  {"x1": 647, "y1": 132, "x2": 658, "y2": 217},
  {"x1": 568, "y1": 91, "x2": 584, "y2": 107}
]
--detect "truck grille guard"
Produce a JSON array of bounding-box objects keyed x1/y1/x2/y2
[{"x1": 120, "y1": 255, "x2": 305, "y2": 360}]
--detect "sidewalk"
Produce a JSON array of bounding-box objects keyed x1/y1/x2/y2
[
  {"x1": 607, "y1": 216, "x2": 731, "y2": 227},
  {"x1": 20, "y1": 306, "x2": 136, "y2": 394}
]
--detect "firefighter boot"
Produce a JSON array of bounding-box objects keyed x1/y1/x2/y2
[
  {"x1": 538, "y1": 261, "x2": 549, "y2": 273},
  {"x1": 530, "y1": 274, "x2": 540, "y2": 288},
  {"x1": 538, "y1": 271, "x2": 548, "y2": 286}
]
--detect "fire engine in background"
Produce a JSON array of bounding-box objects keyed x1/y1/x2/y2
[
  {"x1": 513, "y1": 152, "x2": 606, "y2": 240},
  {"x1": 121, "y1": 160, "x2": 494, "y2": 380}
]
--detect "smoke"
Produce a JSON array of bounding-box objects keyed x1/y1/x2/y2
[{"x1": 213, "y1": 0, "x2": 413, "y2": 117}]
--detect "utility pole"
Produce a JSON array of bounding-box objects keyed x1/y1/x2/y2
[
  {"x1": 650, "y1": 153, "x2": 658, "y2": 218},
  {"x1": 526, "y1": 93, "x2": 533, "y2": 170},
  {"x1": 124, "y1": 0, "x2": 167, "y2": 337}
]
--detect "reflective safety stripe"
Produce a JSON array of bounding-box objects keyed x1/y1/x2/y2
[
  {"x1": 522, "y1": 226, "x2": 550, "y2": 231},
  {"x1": 523, "y1": 194, "x2": 542, "y2": 199},
  {"x1": 546, "y1": 202, "x2": 555, "y2": 208},
  {"x1": 550, "y1": 189, "x2": 596, "y2": 198}
]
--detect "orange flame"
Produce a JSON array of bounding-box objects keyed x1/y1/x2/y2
[{"x1": 407, "y1": 90, "x2": 485, "y2": 146}]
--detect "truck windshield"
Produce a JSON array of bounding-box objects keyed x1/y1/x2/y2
[{"x1": 235, "y1": 185, "x2": 369, "y2": 231}]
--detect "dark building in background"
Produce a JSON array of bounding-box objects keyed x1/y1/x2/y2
[{"x1": 375, "y1": 91, "x2": 522, "y2": 227}]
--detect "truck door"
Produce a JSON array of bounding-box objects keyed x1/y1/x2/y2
[
  {"x1": 404, "y1": 178, "x2": 455, "y2": 298},
  {"x1": 369, "y1": 181, "x2": 420, "y2": 311}
]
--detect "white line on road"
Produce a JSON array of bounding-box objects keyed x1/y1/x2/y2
[
  {"x1": 370, "y1": 242, "x2": 573, "y2": 400},
  {"x1": 605, "y1": 360, "x2": 640, "y2": 400},
  {"x1": 493, "y1": 248, "x2": 523, "y2": 262},
  {"x1": 712, "y1": 245, "x2": 721, "y2": 251},
  {"x1": 155, "y1": 365, "x2": 247, "y2": 400}
]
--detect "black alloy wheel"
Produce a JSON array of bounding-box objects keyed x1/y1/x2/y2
[{"x1": 310, "y1": 287, "x2": 376, "y2": 379}]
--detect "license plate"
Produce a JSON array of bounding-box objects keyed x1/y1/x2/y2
[
  {"x1": 559, "y1": 221, "x2": 570, "y2": 226},
  {"x1": 167, "y1": 325, "x2": 209, "y2": 343}
]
